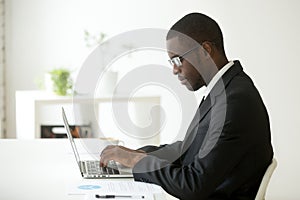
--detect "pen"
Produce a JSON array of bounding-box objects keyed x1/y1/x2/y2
[{"x1": 95, "y1": 194, "x2": 145, "y2": 199}]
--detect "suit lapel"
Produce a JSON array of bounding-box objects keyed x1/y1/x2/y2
[
  {"x1": 180, "y1": 61, "x2": 243, "y2": 158},
  {"x1": 198, "y1": 61, "x2": 243, "y2": 123}
]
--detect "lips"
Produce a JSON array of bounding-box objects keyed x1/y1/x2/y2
[
  {"x1": 178, "y1": 76, "x2": 188, "y2": 85},
  {"x1": 180, "y1": 79, "x2": 188, "y2": 85}
]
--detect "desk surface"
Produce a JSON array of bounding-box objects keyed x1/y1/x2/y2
[{"x1": 0, "y1": 139, "x2": 177, "y2": 200}]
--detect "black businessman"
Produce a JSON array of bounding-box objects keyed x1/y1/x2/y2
[{"x1": 100, "y1": 13, "x2": 273, "y2": 200}]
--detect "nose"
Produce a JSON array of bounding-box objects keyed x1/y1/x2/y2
[{"x1": 173, "y1": 65, "x2": 181, "y2": 75}]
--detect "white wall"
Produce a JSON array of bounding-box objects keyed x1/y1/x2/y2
[{"x1": 5, "y1": 0, "x2": 300, "y2": 199}]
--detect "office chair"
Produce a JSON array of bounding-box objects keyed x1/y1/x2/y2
[{"x1": 255, "y1": 158, "x2": 277, "y2": 200}]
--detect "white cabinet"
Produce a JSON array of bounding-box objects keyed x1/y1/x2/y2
[{"x1": 16, "y1": 91, "x2": 161, "y2": 147}]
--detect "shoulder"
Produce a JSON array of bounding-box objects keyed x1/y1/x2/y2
[{"x1": 226, "y1": 70, "x2": 262, "y2": 102}]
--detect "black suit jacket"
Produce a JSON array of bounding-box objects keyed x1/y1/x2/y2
[{"x1": 133, "y1": 61, "x2": 273, "y2": 200}]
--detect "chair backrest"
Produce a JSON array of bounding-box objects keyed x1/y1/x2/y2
[{"x1": 255, "y1": 158, "x2": 277, "y2": 200}]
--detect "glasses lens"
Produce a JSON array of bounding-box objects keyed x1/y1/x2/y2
[
  {"x1": 168, "y1": 57, "x2": 182, "y2": 67},
  {"x1": 173, "y1": 57, "x2": 182, "y2": 67},
  {"x1": 168, "y1": 59, "x2": 174, "y2": 66}
]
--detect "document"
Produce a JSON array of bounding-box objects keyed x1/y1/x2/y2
[{"x1": 67, "y1": 180, "x2": 166, "y2": 200}]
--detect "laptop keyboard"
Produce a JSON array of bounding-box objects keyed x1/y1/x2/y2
[{"x1": 86, "y1": 160, "x2": 120, "y2": 175}]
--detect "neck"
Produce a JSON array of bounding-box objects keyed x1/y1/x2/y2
[
  {"x1": 215, "y1": 55, "x2": 229, "y2": 70},
  {"x1": 203, "y1": 55, "x2": 228, "y2": 85}
]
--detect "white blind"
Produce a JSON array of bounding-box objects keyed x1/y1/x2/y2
[{"x1": 0, "y1": 0, "x2": 5, "y2": 138}]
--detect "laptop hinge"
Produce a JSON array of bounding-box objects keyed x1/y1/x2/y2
[{"x1": 79, "y1": 161, "x2": 87, "y2": 174}]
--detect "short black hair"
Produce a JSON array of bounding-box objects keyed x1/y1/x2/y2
[{"x1": 167, "y1": 13, "x2": 225, "y2": 55}]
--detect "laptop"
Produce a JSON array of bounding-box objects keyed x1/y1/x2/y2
[{"x1": 62, "y1": 107, "x2": 133, "y2": 178}]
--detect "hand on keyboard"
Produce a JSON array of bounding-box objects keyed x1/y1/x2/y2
[{"x1": 100, "y1": 145, "x2": 146, "y2": 168}]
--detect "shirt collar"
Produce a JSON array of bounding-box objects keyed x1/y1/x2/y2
[{"x1": 203, "y1": 61, "x2": 234, "y2": 100}]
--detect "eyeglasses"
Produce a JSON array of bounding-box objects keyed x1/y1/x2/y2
[{"x1": 168, "y1": 45, "x2": 201, "y2": 67}]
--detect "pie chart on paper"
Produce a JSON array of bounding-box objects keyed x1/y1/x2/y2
[{"x1": 78, "y1": 185, "x2": 101, "y2": 190}]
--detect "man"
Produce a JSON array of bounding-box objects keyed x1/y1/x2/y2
[{"x1": 100, "y1": 13, "x2": 273, "y2": 200}]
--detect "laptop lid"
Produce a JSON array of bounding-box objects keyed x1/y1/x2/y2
[
  {"x1": 62, "y1": 107, "x2": 82, "y2": 170},
  {"x1": 62, "y1": 107, "x2": 133, "y2": 178}
]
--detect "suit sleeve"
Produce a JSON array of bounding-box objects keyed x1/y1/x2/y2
[
  {"x1": 132, "y1": 90, "x2": 259, "y2": 199},
  {"x1": 137, "y1": 141, "x2": 183, "y2": 163}
]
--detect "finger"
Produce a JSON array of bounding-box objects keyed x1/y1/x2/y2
[
  {"x1": 100, "y1": 153, "x2": 110, "y2": 167},
  {"x1": 100, "y1": 148, "x2": 116, "y2": 167},
  {"x1": 100, "y1": 150, "x2": 109, "y2": 167}
]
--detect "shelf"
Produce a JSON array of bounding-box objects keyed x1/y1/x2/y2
[{"x1": 16, "y1": 90, "x2": 161, "y2": 148}]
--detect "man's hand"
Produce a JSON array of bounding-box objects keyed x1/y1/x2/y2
[{"x1": 100, "y1": 145, "x2": 146, "y2": 168}]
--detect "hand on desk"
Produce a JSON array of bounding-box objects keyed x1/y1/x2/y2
[{"x1": 100, "y1": 145, "x2": 146, "y2": 168}]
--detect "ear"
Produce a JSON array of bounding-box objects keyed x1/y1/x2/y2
[{"x1": 202, "y1": 42, "x2": 213, "y2": 57}]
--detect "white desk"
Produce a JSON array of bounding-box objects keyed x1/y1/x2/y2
[{"x1": 0, "y1": 139, "x2": 177, "y2": 200}]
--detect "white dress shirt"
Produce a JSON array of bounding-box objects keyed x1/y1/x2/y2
[{"x1": 203, "y1": 61, "x2": 234, "y2": 100}]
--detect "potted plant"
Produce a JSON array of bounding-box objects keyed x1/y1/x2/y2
[{"x1": 48, "y1": 68, "x2": 73, "y2": 96}]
